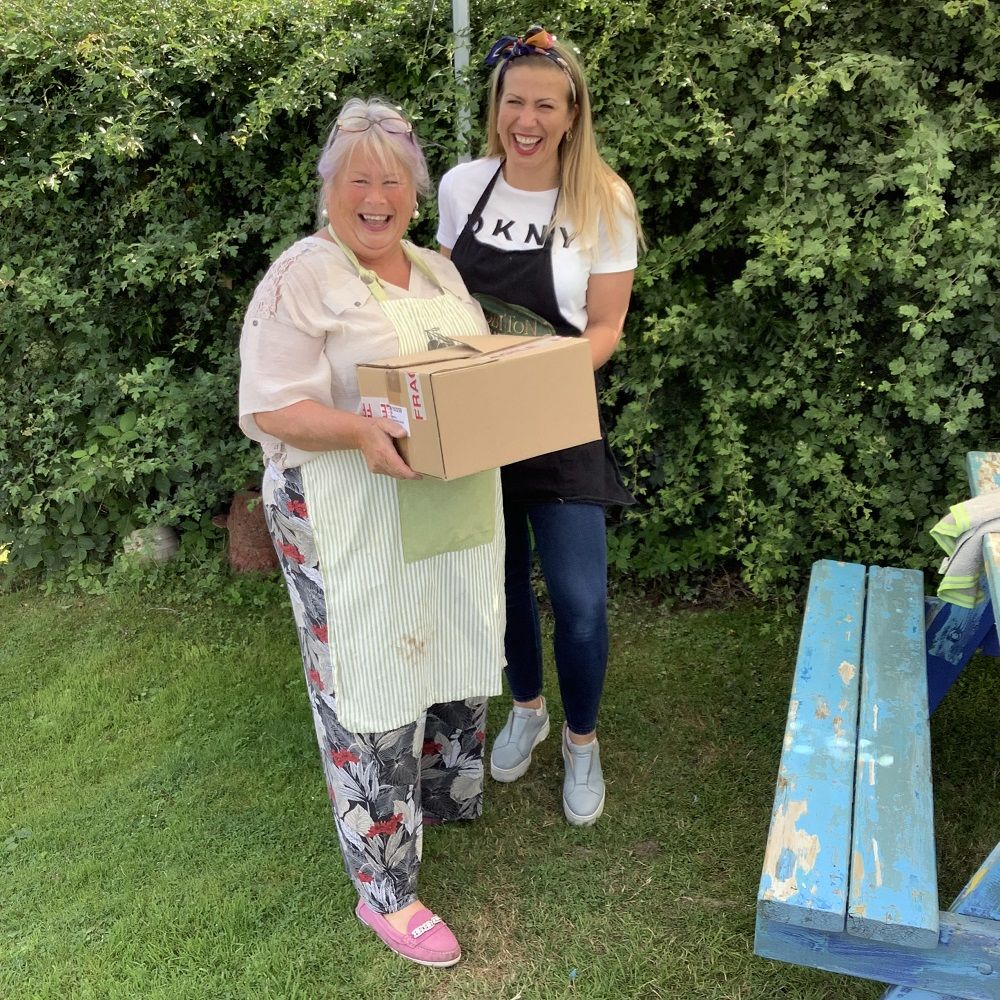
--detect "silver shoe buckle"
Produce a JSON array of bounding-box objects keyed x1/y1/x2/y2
[{"x1": 411, "y1": 915, "x2": 441, "y2": 938}]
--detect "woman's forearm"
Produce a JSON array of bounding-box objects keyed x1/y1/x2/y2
[
  {"x1": 255, "y1": 400, "x2": 368, "y2": 452},
  {"x1": 584, "y1": 270, "x2": 634, "y2": 370},
  {"x1": 255, "y1": 400, "x2": 419, "y2": 479},
  {"x1": 583, "y1": 322, "x2": 624, "y2": 370}
]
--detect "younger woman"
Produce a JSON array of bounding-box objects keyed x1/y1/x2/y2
[{"x1": 437, "y1": 28, "x2": 642, "y2": 826}]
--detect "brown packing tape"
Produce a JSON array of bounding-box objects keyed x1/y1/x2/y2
[{"x1": 386, "y1": 369, "x2": 405, "y2": 407}]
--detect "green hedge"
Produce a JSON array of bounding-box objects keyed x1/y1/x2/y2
[{"x1": 2, "y1": 0, "x2": 998, "y2": 593}]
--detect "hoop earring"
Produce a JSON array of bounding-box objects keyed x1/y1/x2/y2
[{"x1": 566, "y1": 127, "x2": 574, "y2": 142}]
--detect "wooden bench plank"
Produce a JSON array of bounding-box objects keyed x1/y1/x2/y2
[
  {"x1": 758, "y1": 559, "x2": 866, "y2": 931},
  {"x1": 758, "y1": 451, "x2": 999, "y2": 992},
  {"x1": 756, "y1": 910, "x2": 1000, "y2": 1000},
  {"x1": 967, "y1": 451, "x2": 1000, "y2": 497},
  {"x1": 848, "y1": 565, "x2": 939, "y2": 947}
]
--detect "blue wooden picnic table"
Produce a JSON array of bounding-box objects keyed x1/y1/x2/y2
[{"x1": 754, "y1": 451, "x2": 1000, "y2": 1000}]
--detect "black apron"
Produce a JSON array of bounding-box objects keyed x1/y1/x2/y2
[{"x1": 450, "y1": 165, "x2": 634, "y2": 507}]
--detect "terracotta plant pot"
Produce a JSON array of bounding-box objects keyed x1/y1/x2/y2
[{"x1": 214, "y1": 489, "x2": 278, "y2": 574}]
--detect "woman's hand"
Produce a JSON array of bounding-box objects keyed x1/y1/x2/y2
[
  {"x1": 355, "y1": 417, "x2": 421, "y2": 480},
  {"x1": 254, "y1": 401, "x2": 419, "y2": 478}
]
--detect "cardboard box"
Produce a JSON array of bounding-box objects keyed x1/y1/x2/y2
[{"x1": 356, "y1": 335, "x2": 600, "y2": 480}]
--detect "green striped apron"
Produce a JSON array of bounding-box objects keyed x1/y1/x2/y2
[{"x1": 300, "y1": 239, "x2": 505, "y2": 733}]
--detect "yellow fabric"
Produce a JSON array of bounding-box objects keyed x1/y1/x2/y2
[
  {"x1": 397, "y1": 471, "x2": 497, "y2": 563},
  {"x1": 929, "y1": 493, "x2": 1000, "y2": 607}
]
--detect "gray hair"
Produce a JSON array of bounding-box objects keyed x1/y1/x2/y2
[{"x1": 316, "y1": 97, "x2": 430, "y2": 224}]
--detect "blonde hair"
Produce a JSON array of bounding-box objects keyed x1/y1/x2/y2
[{"x1": 485, "y1": 42, "x2": 644, "y2": 253}]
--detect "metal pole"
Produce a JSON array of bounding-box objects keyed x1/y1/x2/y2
[{"x1": 452, "y1": 0, "x2": 471, "y2": 161}]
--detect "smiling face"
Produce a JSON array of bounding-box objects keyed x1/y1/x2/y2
[
  {"x1": 496, "y1": 61, "x2": 578, "y2": 190},
  {"x1": 324, "y1": 149, "x2": 415, "y2": 272}
]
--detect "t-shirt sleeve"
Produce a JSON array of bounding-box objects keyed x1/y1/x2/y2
[
  {"x1": 238, "y1": 251, "x2": 334, "y2": 445},
  {"x1": 592, "y1": 187, "x2": 639, "y2": 275},
  {"x1": 436, "y1": 168, "x2": 461, "y2": 250}
]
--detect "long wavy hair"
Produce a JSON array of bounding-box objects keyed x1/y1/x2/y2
[{"x1": 484, "y1": 41, "x2": 644, "y2": 253}]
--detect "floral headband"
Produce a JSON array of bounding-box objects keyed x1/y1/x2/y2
[{"x1": 485, "y1": 25, "x2": 578, "y2": 103}]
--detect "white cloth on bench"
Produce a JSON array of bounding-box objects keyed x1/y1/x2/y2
[{"x1": 930, "y1": 491, "x2": 1000, "y2": 607}]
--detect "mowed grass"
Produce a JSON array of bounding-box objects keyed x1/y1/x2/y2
[{"x1": 2, "y1": 587, "x2": 998, "y2": 1000}]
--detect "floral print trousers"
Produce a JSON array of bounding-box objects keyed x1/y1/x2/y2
[{"x1": 262, "y1": 463, "x2": 487, "y2": 914}]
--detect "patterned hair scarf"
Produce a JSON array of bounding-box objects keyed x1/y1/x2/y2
[{"x1": 485, "y1": 25, "x2": 578, "y2": 103}]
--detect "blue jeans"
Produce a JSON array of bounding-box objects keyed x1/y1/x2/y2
[{"x1": 503, "y1": 501, "x2": 609, "y2": 735}]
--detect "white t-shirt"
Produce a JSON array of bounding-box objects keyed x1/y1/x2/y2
[{"x1": 436, "y1": 157, "x2": 638, "y2": 333}]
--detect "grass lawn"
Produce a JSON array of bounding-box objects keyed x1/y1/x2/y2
[{"x1": 2, "y1": 585, "x2": 998, "y2": 999}]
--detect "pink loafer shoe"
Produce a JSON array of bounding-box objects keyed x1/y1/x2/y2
[{"x1": 355, "y1": 900, "x2": 462, "y2": 967}]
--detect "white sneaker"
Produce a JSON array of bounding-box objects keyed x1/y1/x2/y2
[
  {"x1": 490, "y1": 698, "x2": 550, "y2": 782},
  {"x1": 561, "y1": 725, "x2": 605, "y2": 826}
]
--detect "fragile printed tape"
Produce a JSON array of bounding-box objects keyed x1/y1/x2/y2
[{"x1": 359, "y1": 397, "x2": 410, "y2": 435}]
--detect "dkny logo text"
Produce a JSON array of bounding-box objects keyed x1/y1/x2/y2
[{"x1": 468, "y1": 214, "x2": 575, "y2": 248}]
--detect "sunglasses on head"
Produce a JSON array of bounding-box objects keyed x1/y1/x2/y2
[{"x1": 333, "y1": 115, "x2": 414, "y2": 140}]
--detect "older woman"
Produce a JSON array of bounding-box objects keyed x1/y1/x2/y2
[{"x1": 239, "y1": 97, "x2": 504, "y2": 967}]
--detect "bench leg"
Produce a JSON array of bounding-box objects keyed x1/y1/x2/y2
[{"x1": 925, "y1": 597, "x2": 997, "y2": 713}]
